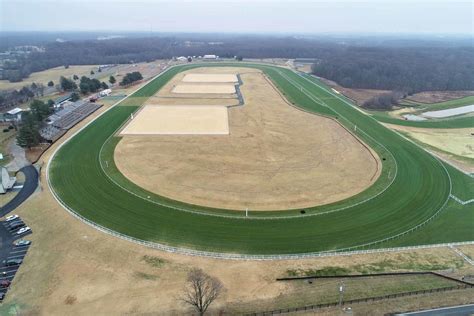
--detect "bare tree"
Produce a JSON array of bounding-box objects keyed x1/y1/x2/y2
[{"x1": 181, "y1": 268, "x2": 224, "y2": 315}]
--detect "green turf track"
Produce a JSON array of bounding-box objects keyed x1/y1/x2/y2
[
  {"x1": 367, "y1": 112, "x2": 474, "y2": 128},
  {"x1": 49, "y1": 63, "x2": 465, "y2": 255}
]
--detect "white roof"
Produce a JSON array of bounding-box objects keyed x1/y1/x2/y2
[{"x1": 7, "y1": 108, "x2": 22, "y2": 115}]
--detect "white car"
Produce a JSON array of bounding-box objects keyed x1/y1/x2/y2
[
  {"x1": 16, "y1": 227, "x2": 30, "y2": 235},
  {"x1": 5, "y1": 215, "x2": 18, "y2": 222}
]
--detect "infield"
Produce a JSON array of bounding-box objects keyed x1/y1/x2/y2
[
  {"x1": 119, "y1": 105, "x2": 229, "y2": 135},
  {"x1": 115, "y1": 68, "x2": 380, "y2": 210}
]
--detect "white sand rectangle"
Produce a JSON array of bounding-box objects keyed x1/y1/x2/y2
[
  {"x1": 172, "y1": 84, "x2": 236, "y2": 94},
  {"x1": 422, "y1": 105, "x2": 474, "y2": 118},
  {"x1": 182, "y1": 74, "x2": 238, "y2": 83},
  {"x1": 120, "y1": 105, "x2": 229, "y2": 135}
]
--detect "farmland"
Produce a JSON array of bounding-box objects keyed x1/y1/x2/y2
[{"x1": 48, "y1": 63, "x2": 471, "y2": 256}]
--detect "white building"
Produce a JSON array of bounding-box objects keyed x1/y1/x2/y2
[
  {"x1": 99, "y1": 89, "x2": 112, "y2": 97},
  {"x1": 0, "y1": 167, "x2": 16, "y2": 194},
  {"x1": 3, "y1": 108, "x2": 23, "y2": 122},
  {"x1": 203, "y1": 54, "x2": 218, "y2": 59}
]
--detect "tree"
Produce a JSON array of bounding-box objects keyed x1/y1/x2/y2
[
  {"x1": 60, "y1": 76, "x2": 78, "y2": 91},
  {"x1": 119, "y1": 71, "x2": 143, "y2": 86},
  {"x1": 70, "y1": 92, "x2": 80, "y2": 102},
  {"x1": 47, "y1": 80, "x2": 54, "y2": 87},
  {"x1": 181, "y1": 268, "x2": 224, "y2": 315},
  {"x1": 17, "y1": 112, "x2": 40, "y2": 149},
  {"x1": 109, "y1": 75, "x2": 116, "y2": 84},
  {"x1": 30, "y1": 99, "x2": 53, "y2": 121},
  {"x1": 90, "y1": 70, "x2": 95, "y2": 75},
  {"x1": 98, "y1": 68, "x2": 102, "y2": 72},
  {"x1": 64, "y1": 65, "x2": 69, "y2": 69},
  {"x1": 101, "y1": 82, "x2": 109, "y2": 90},
  {"x1": 73, "y1": 74, "x2": 79, "y2": 80},
  {"x1": 235, "y1": 56, "x2": 243, "y2": 61}
]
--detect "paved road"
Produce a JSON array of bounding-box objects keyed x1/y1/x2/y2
[
  {"x1": 397, "y1": 304, "x2": 474, "y2": 315},
  {"x1": 0, "y1": 165, "x2": 38, "y2": 216},
  {"x1": 5, "y1": 142, "x2": 29, "y2": 173}
]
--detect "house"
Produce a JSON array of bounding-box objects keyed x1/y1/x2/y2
[{"x1": 203, "y1": 54, "x2": 218, "y2": 60}]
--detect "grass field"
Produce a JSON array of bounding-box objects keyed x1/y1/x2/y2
[
  {"x1": 0, "y1": 65, "x2": 99, "y2": 90},
  {"x1": 227, "y1": 274, "x2": 461, "y2": 313},
  {"x1": 48, "y1": 63, "x2": 472, "y2": 256}
]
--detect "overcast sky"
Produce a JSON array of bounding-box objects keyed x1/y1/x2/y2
[{"x1": 0, "y1": 0, "x2": 472, "y2": 35}]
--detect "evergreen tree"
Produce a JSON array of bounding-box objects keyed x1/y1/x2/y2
[{"x1": 17, "y1": 112, "x2": 40, "y2": 148}]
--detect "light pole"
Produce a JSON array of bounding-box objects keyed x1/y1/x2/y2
[{"x1": 338, "y1": 281, "x2": 345, "y2": 308}]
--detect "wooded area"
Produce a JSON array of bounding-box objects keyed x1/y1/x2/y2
[{"x1": 2, "y1": 35, "x2": 473, "y2": 94}]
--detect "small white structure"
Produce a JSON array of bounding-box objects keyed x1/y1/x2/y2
[
  {"x1": 176, "y1": 56, "x2": 188, "y2": 62},
  {"x1": 203, "y1": 54, "x2": 217, "y2": 59},
  {"x1": 0, "y1": 167, "x2": 16, "y2": 194},
  {"x1": 3, "y1": 108, "x2": 23, "y2": 122},
  {"x1": 99, "y1": 89, "x2": 112, "y2": 97}
]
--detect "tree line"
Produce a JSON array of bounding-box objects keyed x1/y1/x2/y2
[{"x1": 311, "y1": 46, "x2": 474, "y2": 93}]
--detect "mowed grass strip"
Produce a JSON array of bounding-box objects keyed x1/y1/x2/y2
[{"x1": 50, "y1": 64, "x2": 453, "y2": 255}]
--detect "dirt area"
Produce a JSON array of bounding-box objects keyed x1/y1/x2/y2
[
  {"x1": 115, "y1": 67, "x2": 380, "y2": 211},
  {"x1": 318, "y1": 77, "x2": 390, "y2": 105},
  {"x1": 120, "y1": 105, "x2": 229, "y2": 135},
  {"x1": 295, "y1": 64, "x2": 313, "y2": 73},
  {"x1": 407, "y1": 90, "x2": 474, "y2": 104},
  {"x1": 386, "y1": 124, "x2": 474, "y2": 172},
  {"x1": 172, "y1": 84, "x2": 236, "y2": 94},
  {"x1": 2, "y1": 88, "x2": 472, "y2": 314},
  {"x1": 182, "y1": 73, "x2": 237, "y2": 82}
]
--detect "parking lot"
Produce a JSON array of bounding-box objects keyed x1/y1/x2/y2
[{"x1": 0, "y1": 216, "x2": 31, "y2": 301}]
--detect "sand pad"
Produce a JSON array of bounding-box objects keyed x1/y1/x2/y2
[
  {"x1": 172, "y1": 84, "x2": 236, "y2": 94},
  {"x1": 182, "y1": 74, "x2": 238, "y2": 83},
  {"x1": 120, "y1": 105, "x2": 229, "y2": 135}
]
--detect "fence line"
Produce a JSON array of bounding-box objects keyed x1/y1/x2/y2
[
  {"x1": 450, "y1": 195, "x2": 474, "y2": 205},
  {"x1": 247, "y1": 284, "x2": 474, "y2": 315}
]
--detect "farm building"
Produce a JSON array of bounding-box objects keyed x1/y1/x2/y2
[
  {"x1": 203, "y1": 54, "x2": 218, "y2": 59},
  {"x1": 2, "y1": 107, "x2": 23, "y2": 122},
  {"x1": 0, "y1": 166, "x2": 16, "y2": 194}
]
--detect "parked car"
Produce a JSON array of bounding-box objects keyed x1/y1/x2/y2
[
  {"x1": 5, "y1": 215, "x2": 18, "y2": 222},
  {"x1": 2, "y1": 258, "x2": 22, "y2": 266},
  {"x1": 16, "y1": 227, "x2": 30, "y2": 235},
  {"x1": 0, "y1": 280, "x2": 11, "y2": 288},
  {"x1": 8, "y1": 222, "x2": 25, "y2": 230},
  {"x1": 14, "y1": 240, "x2": 31, "y2": 246}
]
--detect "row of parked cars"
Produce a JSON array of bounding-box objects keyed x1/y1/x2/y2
[
  {"x1": 5, "y1": 214, "x2": 31, "y2": 236},
  {"x1": 0, "y1": 214, "x2": 32, "y2": 300}
]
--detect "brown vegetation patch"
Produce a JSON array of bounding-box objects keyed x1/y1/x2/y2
[{"x1": 115, "y1": 67, "x2": 380, "y2": 211}]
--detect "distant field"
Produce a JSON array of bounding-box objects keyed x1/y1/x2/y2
[
  {"x1": 48, "y1": 63, "x2": 471, "y2": 256},
  {"x1": 0, "y1": 65, "x2": 99, "y2": 90},
  {"x1": 365, "y1": 96, "x2": 474, "y2": 128}
]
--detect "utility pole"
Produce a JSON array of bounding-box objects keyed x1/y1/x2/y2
[{"x1": 338, "y1": 281, "x2": 345, "y2": 308}]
